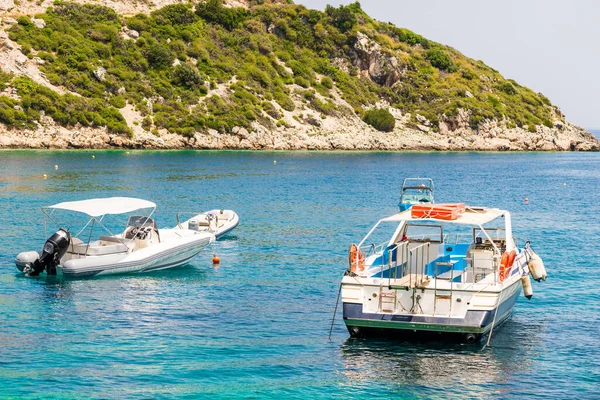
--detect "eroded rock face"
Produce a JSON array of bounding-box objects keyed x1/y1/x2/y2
[{"x1": 352, "y1": 31, "x2": 405, "y2": 87}]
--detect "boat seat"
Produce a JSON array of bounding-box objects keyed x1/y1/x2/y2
[
  {"x1": 69, "y1": 238, "x2": 129, "y2": 256},
  {"x1": 98, "y1": 235, "x2": 127, "y2": 244}
]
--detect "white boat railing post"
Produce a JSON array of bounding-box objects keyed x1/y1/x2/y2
[
  {"x1": 449, "y1": 265, "x2": 454, "y2": 316},
  {"x1": 434, "y1": 262, "x2": 438, "y2": 315}
]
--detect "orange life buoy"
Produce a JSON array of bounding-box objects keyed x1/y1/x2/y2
[
  {"x1": 348, "y1": 244, "x2": 365, "y2": 272},
  {"x1": 499, "y1": 250, "x2": 517, "y2": 282}
]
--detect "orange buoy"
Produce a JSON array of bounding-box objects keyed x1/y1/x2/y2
[
  {"x1": 524, "y1": 197, "x2": 529, "y2": 204},
  {"x1": 212, "y1": 254, "x2": 221, "y2": 265}
]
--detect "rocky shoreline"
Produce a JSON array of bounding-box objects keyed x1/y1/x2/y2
[{"x1": 1, "y1": 114, "x2": 598, "y2": 151}]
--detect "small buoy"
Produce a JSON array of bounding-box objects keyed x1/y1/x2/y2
[
  {"x1": 43, "y1": 174, "x2": 47, "y2": 179},
  {"x1": 92, "y1": 155, "x2": 95, "y2": 159},
  {"x1": 563, "y1": 183, "x2": 567, "y2": 186},
  {"x1": 126, "y1": 151, "x2": 130, "y2": 154},
  {"x1": 54, "y1": 165, "x2": 58, "y2": 170},
  {"x1": 273, "y1": 160, "x2": 276, "y2": 165},
  {"x1": 212, "y1": 254, "x2": 220, "y2": 265},
  {"x1": 524, "y1": 198, "x2": 529, "y2": 203}
]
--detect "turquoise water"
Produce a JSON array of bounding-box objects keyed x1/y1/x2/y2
[{"x1": 0, "y1": 150, "x2": 598, "y2": 398}]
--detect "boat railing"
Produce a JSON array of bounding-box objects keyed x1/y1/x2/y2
[
  {"x1": 408, "y1": 241, "x2": 430, "y2": 285},
  {"x1": 383, "y1": 241, "x2": 430, "y2": 289},
  {"x1": 362, "y1": 241, "x2": 387, "y2": 259}
]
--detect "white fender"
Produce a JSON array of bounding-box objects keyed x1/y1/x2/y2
[
  {"x1": 528, "y1": 251, "x2": 547, "y2": 282},
  {"x1": 521, "y1": 275, "x2": 533, "y2": 299}
]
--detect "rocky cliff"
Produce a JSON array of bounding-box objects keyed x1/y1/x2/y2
[{"x1": 0, "y1": 0, "x2": 597, "y2": 151}]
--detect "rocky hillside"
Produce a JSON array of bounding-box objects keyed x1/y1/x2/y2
[{"x1": 0, "y1": 0, "x2": 597, "y2": 150}]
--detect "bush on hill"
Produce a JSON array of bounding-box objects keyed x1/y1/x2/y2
[{"x1": 363, "y1": 108, "x2": 395, "y2": 132}]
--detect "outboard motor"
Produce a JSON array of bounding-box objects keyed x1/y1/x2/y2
[{"x1": 26, "y1": 228, "x2": 71, "y2": 276}]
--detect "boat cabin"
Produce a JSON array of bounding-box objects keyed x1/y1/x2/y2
[{"x1": 352, "y1": 206, "x2": 516, "y2": 286}]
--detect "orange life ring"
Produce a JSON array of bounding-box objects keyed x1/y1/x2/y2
[
  {"x1": 348, "y1": 244, "x2": 365, "y2": 272},
  {"x1": 499, "y1": 250, "x2": 517, "y2": 282}
]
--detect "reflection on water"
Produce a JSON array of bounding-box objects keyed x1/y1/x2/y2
[
  {"x1": 339, "y1": 317, "x2": 545, "y2": 394},
  {"x1": 341, "y1": 339, "x2": 507, "y2": 385}
]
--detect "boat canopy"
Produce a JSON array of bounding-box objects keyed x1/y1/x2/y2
[
  {"x1": 380, "y1": 206, "x2": 506, "y2": 226},
  {"x1": 45, "y1": 197, "x2": 156, "y2": 217}
]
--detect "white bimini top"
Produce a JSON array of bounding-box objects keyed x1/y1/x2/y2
[
  {"x1": 380, "y1": 206, "x2": 507, "y2": 226},
  {"x1": 46, "y1": 197, "x2": 156, "y2": 217}
]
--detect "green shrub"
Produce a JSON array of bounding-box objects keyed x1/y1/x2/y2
[
  {"x1": 497, "y1": 81, "x2": 516, "y2": 95},
  {"x1": 196, "y1": 0, "x2": 248, "y2": 30},
  {"x1": 147, "y1": 43, "x2": 173, "y2": 69},
  {"x1": 274, "y1": 91, "x2": 295, "y2": 111},
  {"x1": 109, "y1": 95, "x2": 126, "y2": 108},
  {"x1": 321, "y1": 76, "x2": 333, "y2": 89},
  {"x1": 294, "y1": 76, "x2": 310, "y2": 88},
  {"x1": 426, "y1": 47, "x2": 456, "y2": 72},
  {"x1": 325, "y1": 3, "x2": 358, "y2": 33},
  {"x1": 151, "y1": 4, "x2": 197, "y2": 25},
  {"x1": 173, "y1": 63, "x2": 203, "y2": 88},
  {"x1": 261, "y1": 101, "x2": 281, "y2": 119},
  {"x1": 363, "y1": 108, "x2": 395, "y2": 132},
  {"x1": 17, "y1": 16, "x2": 33, "y2": 27}
]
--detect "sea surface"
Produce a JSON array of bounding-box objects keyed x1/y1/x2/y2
[{"x1": 0, "y1": 150, "x2": 598, "y2": 399}]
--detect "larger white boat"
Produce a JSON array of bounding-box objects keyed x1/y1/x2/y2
[
  {"x1": 15, "y1": 197, "x2": 216, "y2": 278},
  {"x1": 341, "y1": 203, "x2": 546, "y2": 343}
]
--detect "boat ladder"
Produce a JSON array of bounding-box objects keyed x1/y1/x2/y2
[{"x1": 434, "y1": 261, "x2": 455, "y2": 316}]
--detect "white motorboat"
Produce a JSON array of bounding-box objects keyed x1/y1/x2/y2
[
  {"x1": 341, "y1": 203, "x2": 546, "y2": 343},
  {"x1": 15, "y1": 197, "x2": 215, "y2": 278},
  {"x1": 177, "y1": 209, "x2": 239, "y2": 239},
  {"x1": 398, "y1": 178, "x2": 435, "y2": 212}
]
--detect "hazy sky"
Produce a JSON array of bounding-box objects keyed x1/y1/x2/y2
[{"x1": 297, "y1": 0, "x2": 600, "y2": 128}]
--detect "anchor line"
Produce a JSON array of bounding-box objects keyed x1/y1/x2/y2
[
  {"x1": 328, "y1": 282, "x2": 343, "y2": 340},
  {"x1": 483, "y1": 283, "x2": 506, "y2": 349}
]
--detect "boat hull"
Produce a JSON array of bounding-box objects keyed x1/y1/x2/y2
[
  {"x1": 59, "y1": 235, "x2": 213, "y2": 278},
  {"x1": 342, "y1": 279, "x2": 522, "y2": 342},
  {"x1": 179, "y1": 210, "x2": 239, "y2": 239}
]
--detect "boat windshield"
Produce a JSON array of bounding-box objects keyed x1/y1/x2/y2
[
  {"x1": 126, "y1": 215, "x2": 157, "y2": 229},
  {"x1": 400, "y1": 187, "x2": 433, "y2": 203}
]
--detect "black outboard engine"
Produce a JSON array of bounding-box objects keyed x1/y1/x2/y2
[{"x1": 28, "y1": 228, "x2": 71, "y2": 276}]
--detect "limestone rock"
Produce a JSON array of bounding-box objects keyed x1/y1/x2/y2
[
  {"x1": 3, "y1": 17, "x2": 17, "y2": 24},
  {"x1": 93, "y1": 66, "x2": 106, "y2": 81},
  {"x1": 417, "y1": 124, "x2": 430, "y2": 133},
  {"x1": 415, "y1": 114, "x2": 431, "y2": 126},
  {"x1": 352, "y1": 32, "x2": 405, "y2": 87},
  {"x1": 31, "y1": 17, "x2": 45, "y2": 29},
  {"x1": 0, "y1": 0, "x2": 15, "y2": 11},
  {"x1": 14, "y1": 52, "x2": 27, "y2": 65},
  {"x1": 127, "y1": 29, "x2": 139, "y2": 39}
]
